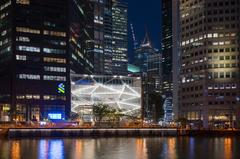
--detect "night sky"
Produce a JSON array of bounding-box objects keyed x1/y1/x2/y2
[{"x1": 122, "y1": 0, "x2": 162, "y2": 62}]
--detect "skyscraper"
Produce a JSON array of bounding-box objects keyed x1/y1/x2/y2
[
  {"x1": 112, "y1": 0, "x2": 128, "y2": 75},
  {"x1": 134, "y1": 32, "x2": 163, "y2": 122},
  {"x1": 0, "y1": 0, "x2": 93, "y2": 121},
  {"x1": 89, "y1": 0, "x2": 113, "y2": 75},
  {"x1": 179, "y1": 0, "x2": 240, "y2": 128},
  {"x1": 69, "y1": 0, "x2": 94, "y2": 74},
  {"x1": 161, "y1": 0, "x2": 180, "y2": 121},
  {"x1": 161, "y1": 0, "x2": 173, "y2": 97}
]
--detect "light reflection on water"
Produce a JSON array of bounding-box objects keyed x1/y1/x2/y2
[{"x1": 0, "y1": 137, "x2": 240, "y2": 159}]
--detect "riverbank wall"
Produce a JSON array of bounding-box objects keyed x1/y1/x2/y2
[
  {"x1": 7, "y1": 128, "x2": 180, "y2": 138},
  {"x1": 2, "y1": 128, "x2": 240, "y2": 138}
]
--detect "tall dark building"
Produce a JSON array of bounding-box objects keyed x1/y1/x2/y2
[
  {"x1": 161, "y1": 0, "x2": 177, "y2": 122},
  {"x1": 103, "y1": 0, "x2": 113, "y2": 74},
  {"x1": 69, "y1": 0, "x2": 94, "y2": 74},
  {"x1": 89, "y1": 0, "x2": 113, "y2": 75},
  {"x1": 134, "y1": 32, "x2": 163, "y2": 122},
  {"x1": 161, "y1": 0, "x2": 173, "y2": 97},
  {"x1": 0, "y1": 0, "x2": 93, "y2": 121},
  {"x1": 112, "y1": 0, "x2": 128, "y2": 75}
]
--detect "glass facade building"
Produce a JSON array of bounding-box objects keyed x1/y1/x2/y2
[
  {"x1": 112, "y1": 1, "x2": 128, "y2": 75},
  {"x1": 0, "y1": 0, "x2": 93, "y2": 121},
  {"x1": 161, "y1": 0, "x2": 173, "y2": 97},
  {"x1": 88, "y1": 0, "x2": 113, "y2": 75}
]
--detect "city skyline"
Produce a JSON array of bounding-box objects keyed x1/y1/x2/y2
[{"x1": 1, "y1": 1, "x2": 240, "y2": 159}]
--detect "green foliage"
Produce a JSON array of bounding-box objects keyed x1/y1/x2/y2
[
  {"x1": 93, "y1": 103, "x2": 110, "y2": 125},
  {"x1": 177, "y1": 117, "x2": 189, "y2": 127}
]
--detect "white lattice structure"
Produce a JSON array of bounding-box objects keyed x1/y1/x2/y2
[{"x1": 71, "y1": 74, "x2": 142, "y2": 116}]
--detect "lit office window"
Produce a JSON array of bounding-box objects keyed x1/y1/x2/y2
[
  {"x1": 16, "y1": 45, "x2": 40, "y2": 53},
  {"x1": 16, "y1": 55, "x2": 27, "y2": 61},
  {"x1": 43, "y1": 30, "x2": 66, "y2": 37},
  {"x1": 16, "y1": 27, "x2": 40, "y2": 34},
  {"x1": 44, "y1": 39, "x2": 66, "y2": 46},
  {"x1": 43, "y1": 48, "x2": 65, "y2": 54},
  {"x1": 18, "y1": 74, "x2": 40, "y2": 80},
  {"x1": 43, "y1": 95, "x2": 66, "y2": 101},
  {"x1": 43, "y1": 75, "x2": 66, "y2": 81},
  {"x1": 16, "y1": 94, "x2": 40, "y2": 100},
  {"x1": 16, "y1": 36, "x2": 30, "y2": 42},
  {"x1": 16, "y1": 0, "x2": 30, "y2": 5},
  {"x1": 44, "y1": 66, "x2": 66, "y2": 73},
  {"x1": 43, "y1": 57, "x2": 66, "y2": 64}
]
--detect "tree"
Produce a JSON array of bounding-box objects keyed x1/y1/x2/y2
[
  {"x1": 107, "y1": 108, "x2": 124, "y2": 127},
  {"x1": 93, "y1": 103, "x2": 111, "y2": 126},
  {"x1": 176, "y1": 117, "x2": 189, "y2": 128}
]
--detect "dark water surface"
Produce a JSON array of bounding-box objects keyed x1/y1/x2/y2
[{"x1": 0, "y1": 137, "x2": 239, "y2": 159}]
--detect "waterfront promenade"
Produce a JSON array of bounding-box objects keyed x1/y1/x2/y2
[{"x1": 1, "y1": 127, "x2": 240, "y2": 138}]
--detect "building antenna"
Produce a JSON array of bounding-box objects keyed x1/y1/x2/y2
[
  {"x1": 142, "y1": 25, "x2": 152, "y2": 47},
  {"x1": 130, "y1": 23, "x2": 138, "y2": 49}
]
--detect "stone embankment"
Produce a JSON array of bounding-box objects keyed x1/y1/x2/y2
[{"x1": 7, "y1": 128, "x2": 181, "y2": 138}]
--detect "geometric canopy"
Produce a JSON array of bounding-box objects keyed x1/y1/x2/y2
[{"x1": 71, "y1": 75, "x2": 142, "y2": 116}]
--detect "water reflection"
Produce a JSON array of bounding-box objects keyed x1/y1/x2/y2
[
  {"x1": 11, "y1": 141, "x2": 20, "y2": 159},
  {"x1": 39, "y1": 140, "x2": 64, "y2": 159},
  {"x1": 0, "y1": 137, "x2": 240, "y2": 159}
]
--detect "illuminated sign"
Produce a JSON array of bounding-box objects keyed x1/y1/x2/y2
[
  {"x1": 58, "y1": 83, "x2": 65, "y2": 94},
  {"x1": 48, "y1": 113, "x2": 62, "y2": 120}
]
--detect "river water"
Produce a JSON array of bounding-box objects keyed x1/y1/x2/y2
[{"x1": 0, "y1": 137, "x2": 239, "y2": 159}]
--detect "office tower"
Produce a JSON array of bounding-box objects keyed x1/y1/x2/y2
[
  {"x1": 161, "y1": 0, "x2": 180, "y2": 121},
  {"x1": 104, "y1": 0, "x2": 113, "y2": 74},
  {"x1": 161, "y1": 0, "x2": 173, "y2": 97},
  {"x1": 172, "y1": 0, "x2": 180, "y2": 121},
  {"x1": 134, "y1": 32, "x2": 163, "y2": 122},
  {"x1": 89, "y1": 0, "x2": 113, "y2": 75},
  {"x1": 179, "y1": 0, "x2": 240, "y2": 128},
  {"x1": 0, "y1": 0, "x2": 93, "y2": 121},
  {"x1": 161, "y1": 0, "x2": 174, "y2": 122},
  {"x1": 112, "y1": 0, "x2": 128, "y2": 75},
  {"x1": 147, "y1": 53, "x2": 163, "y2": 122},
  {"x1": 69, "y1": 0, "x2": 94, "y2": 74}
]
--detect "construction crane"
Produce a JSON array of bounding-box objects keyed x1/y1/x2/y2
[{"x1": 130, "y1": 23, "x2": 138, "y2": 49}]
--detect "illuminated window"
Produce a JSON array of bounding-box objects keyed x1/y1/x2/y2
[
  {"x1": 16, "y1": 0, "x2": 30, "y2": 5},
  {"x1": 43, "y1": 57, "x2": 66, "y2": 64},
  {"x1": 43, "y1": 48, "x2": 65, "y2": 54},
  {"x1": 16, "y1": 36, "x2": 30, "y2": 42},
  {"x1": 43, "y1": 75, "x2": 66, "y2": 81},
  {"x1": 44, "y1": 66, "x2": 66, "y2": 73},
  {"x1": 44, "y1": 40, "x2": 66, "y2": 46},
  {"x1": 16, "y1": 55, "x2": 26, "y2": 61},
  {"x1": 18, "y1": 74, "x2": 40, "y2": 80},
  {"x1": 16, "y1": 45, "x2": 40, "y2": 53},
  {"x1": 43, "y1": 95, "x2": 66, "y2": 101},
  {"x1": 16, "y1": 94, "x2": 40, "y2": 100},
  {"x1": 16, "y1": 27, "x2": 40, "y2": 34},
  {"x1": 43, "y1": 30, "x2": 66, "y2": 37}
]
